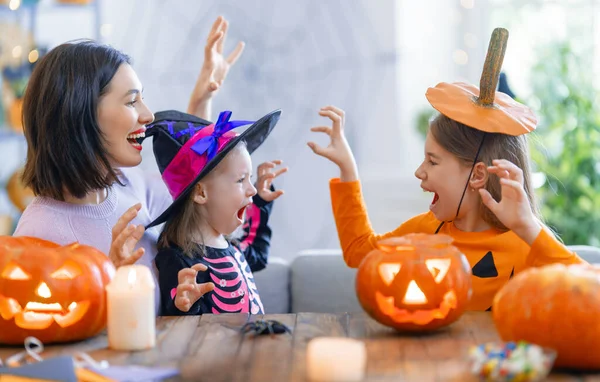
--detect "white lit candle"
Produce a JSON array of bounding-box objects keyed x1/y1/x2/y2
[
  {"x1": 105, "y1": 265, "x2": 156, "y2": 350},
  {"x1": 306, "y1": 337, "x2": 367, "y2": 382}
]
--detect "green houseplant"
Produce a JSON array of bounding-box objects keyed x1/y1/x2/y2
[{"x1": 527, "y1": 42, "x2": 600, "y2": 246}]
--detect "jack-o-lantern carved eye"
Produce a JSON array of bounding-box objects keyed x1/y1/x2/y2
[
  {"x1": 1, "y1": 263, "x2": 31, "y2": 280},
  {"x1": 425, "y1": 259, "x2": 451, "y2": 283},
  {"x1": 50, "y1": 261, "x2": 82, "y2": 280},
  {"x1": 378, "y1": 263, "x2": 401, "y2": 286}
]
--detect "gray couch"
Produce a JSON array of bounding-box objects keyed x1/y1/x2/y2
[{"x1": 254, "y1": 246, "x2": 600, "y2": 314}]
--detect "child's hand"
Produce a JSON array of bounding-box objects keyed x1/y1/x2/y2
[
  {"x1": 109, "y1": 203, "x2": 145, "y2": 268},
  {"x1": 479, "y1": 159, "x2": 542, "y2": 246},
  {"x1": 255, "y1": 160, "x2": 288, "y2": 202},
  {"x1": 174, "y1": 264, "x2": 215, "y2": 312},
  {"x1": 307, "y1": 106, "x2": 359, "y2": 182},
  {"x1": 187, "y1": 16, "x2": 245, "y2": 120}
]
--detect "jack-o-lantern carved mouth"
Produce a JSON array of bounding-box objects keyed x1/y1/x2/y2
[
  {"x1": 0, "y1": 295, "x2": 90, "y2": 330},
  {"x1": 375, "y1": 290, "x2": 457, "y2": 326}
]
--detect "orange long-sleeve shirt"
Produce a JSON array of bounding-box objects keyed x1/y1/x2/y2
[{"x1": 330, "y1": 178, "x2": 586, "y2": 310}]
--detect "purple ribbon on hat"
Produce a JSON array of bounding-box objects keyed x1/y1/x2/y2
[{"x1": 190, "y1": 111, "x2": 254, "y2": 160}]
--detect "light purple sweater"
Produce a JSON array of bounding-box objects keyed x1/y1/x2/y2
[{"x1": 13, "y1": 167, "x2": 172, "y2": 315}]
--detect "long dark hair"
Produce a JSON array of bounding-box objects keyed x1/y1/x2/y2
[{"x1": 22, "y1": 40, "x2": 130, "y2": 200}]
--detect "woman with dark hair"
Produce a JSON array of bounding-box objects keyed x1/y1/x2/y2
[{"x1": 12, "y1": 16, "x2": 245, "y2": 312}]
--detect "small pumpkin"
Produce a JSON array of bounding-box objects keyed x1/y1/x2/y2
[
  {"x1": 355, "y1": 233, "x2": 472, "y2": 332},
  {"x1": 0, "y1": 236, "x2": 115, "y2": 344},
  {"x1": 8, "y1": 97, "x2": 23, "y2": 133},
  {"x1": 6, "y1": 166, "x2": 35, "y2": 212},
  {"x1": 492, "y1": 263, "x2": 600, "y2": 370}
]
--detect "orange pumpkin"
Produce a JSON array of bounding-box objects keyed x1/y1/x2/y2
[
  {"x1": 356, "y1": 233, "x2": 472, "y2": 332},
  {"x1": 6, "y1": 167, "x2": 35, "y2": 212},
  {"x1": 493, "y1": 263, "x2": 600, "y2": 370},
  {"x1": 0, "y1": 236, "x2": 115, "y2": 344},
  {"x1": 8, "y1": 97, "x2": 23, "y2": 133}
]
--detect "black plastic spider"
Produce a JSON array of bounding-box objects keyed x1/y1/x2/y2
[{"x1": 240, "y1": 319, "x2": 292, "y2": 336}]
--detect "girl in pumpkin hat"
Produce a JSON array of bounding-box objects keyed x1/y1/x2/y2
[
  {"x1": 142, "y1": 108, "x2": 286, "y2": 316},
  {"x1": 307, "y1": 28, "x2": 586, "y2": 311}
]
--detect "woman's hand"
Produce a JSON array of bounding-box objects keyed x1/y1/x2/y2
[{"x1": 109, "y1": 203, "x2": 145, "y2": 268}]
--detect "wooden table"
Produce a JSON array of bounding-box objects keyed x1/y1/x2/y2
[{"x1": 0, "y1": 312, "x2": 598, "y2": 381}]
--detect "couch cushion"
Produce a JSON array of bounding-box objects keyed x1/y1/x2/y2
[
  {"x1": 253, "y1": 257, "x2": 290, "y2": 314},
  {"x1": 290, "y1": 253, "x2": 362, "y2": 313},
  {"x1": 568, "y1": 245, "x2": 600, "y2": 264}
]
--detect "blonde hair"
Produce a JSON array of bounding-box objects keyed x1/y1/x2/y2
[
  {"x1": 157, "y1": 187, "x2": 206, "y2": 258},
  {"x1": 429, "y1": 114, "x2": 541, "y2": 231}
]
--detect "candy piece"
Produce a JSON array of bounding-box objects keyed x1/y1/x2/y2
[{"x1": 468, "y1": 341, "x2": 556, "y2": 382}]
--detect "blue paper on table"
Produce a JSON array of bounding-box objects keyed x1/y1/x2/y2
[
  {"x1": 90, "y1": 365, "x2": 179, "y2": 382},
  {"x1": 0, "y1": 356, "x2": 78, "y2": 382}
]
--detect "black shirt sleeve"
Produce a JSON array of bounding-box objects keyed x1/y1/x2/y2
[{"x1": 236, "y1": 191, "x2": 274, "y2": 273}]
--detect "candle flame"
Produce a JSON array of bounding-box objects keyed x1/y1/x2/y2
[{"x1": 127, "y1": 268, "x2": 137, "y2": 286}]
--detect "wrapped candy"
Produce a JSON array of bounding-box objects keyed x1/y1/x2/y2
[{"x1": 468, "y1": 341, "x2": 556, "y2": 382}]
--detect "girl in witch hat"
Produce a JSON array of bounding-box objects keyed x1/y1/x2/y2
[
  {"x1": 307, "y1": 28, "x2": 586, "y2": 311},
  {"x1": 143, "y1": 109, "x2": 287, "y2": 315}
]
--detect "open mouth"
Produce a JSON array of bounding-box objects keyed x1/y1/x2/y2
[
  {"x1": 236, "y1": 206, "x2": 247, "y2": 221},
  {"x1": 422, "y1": 187, "x2": 439, "y2": 208},
  {"x1": 0, "y1": 295, "x2": 90, "y2": 330},
  {"x1": 127, "y1": 129, "x2": 145, "y2": 151},
  {"x1": 375, "y1": 290, "x2": 457, "y2": 325}
]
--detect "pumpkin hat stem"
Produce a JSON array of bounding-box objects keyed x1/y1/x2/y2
[
  {"x1": 476, "y1": 28, "x2": 509, "y2": 107},
  {"x1": 435, "y1": 28, "x2": 509, "y2": 233}
]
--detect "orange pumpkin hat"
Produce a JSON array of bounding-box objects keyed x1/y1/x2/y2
[{"x1": 425, "y1": 28, "x2": 538, "y2": 136}]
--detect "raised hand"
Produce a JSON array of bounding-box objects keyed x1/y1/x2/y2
[
  {"x1": 174, "y1": 263, "x2": 215, "y2": 312},
  {"x1": 187, "y1": 16, "x2": 245, "y2": 120},
  {"x1": 307, "y1": 105, "x2": 359, "y2": 182},
  {"x1": 479, "y1": 159, "x2": 541, "y2": 245},
  {"x1": 255, "y1": 160, "x2": 288, "y2": 202},
  {"x1": 109, "y1": 203, "x2": 145, "y2": 268}
]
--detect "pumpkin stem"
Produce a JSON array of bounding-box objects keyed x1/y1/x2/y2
[{"x1": 477, "y1": 28, "x2": 509, "y2": 107}]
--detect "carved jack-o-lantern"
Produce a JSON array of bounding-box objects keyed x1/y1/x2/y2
[
  {"x1": 0, "y1": 236, "x2": 115, "y2": 344},
  {"x1": 356, "y1": 233, "x2": 472, "y2": 332}
]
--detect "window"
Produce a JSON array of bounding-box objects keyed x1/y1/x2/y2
[{"x1": 458, "y1": 0, "x2": 600, "y2": 98}]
